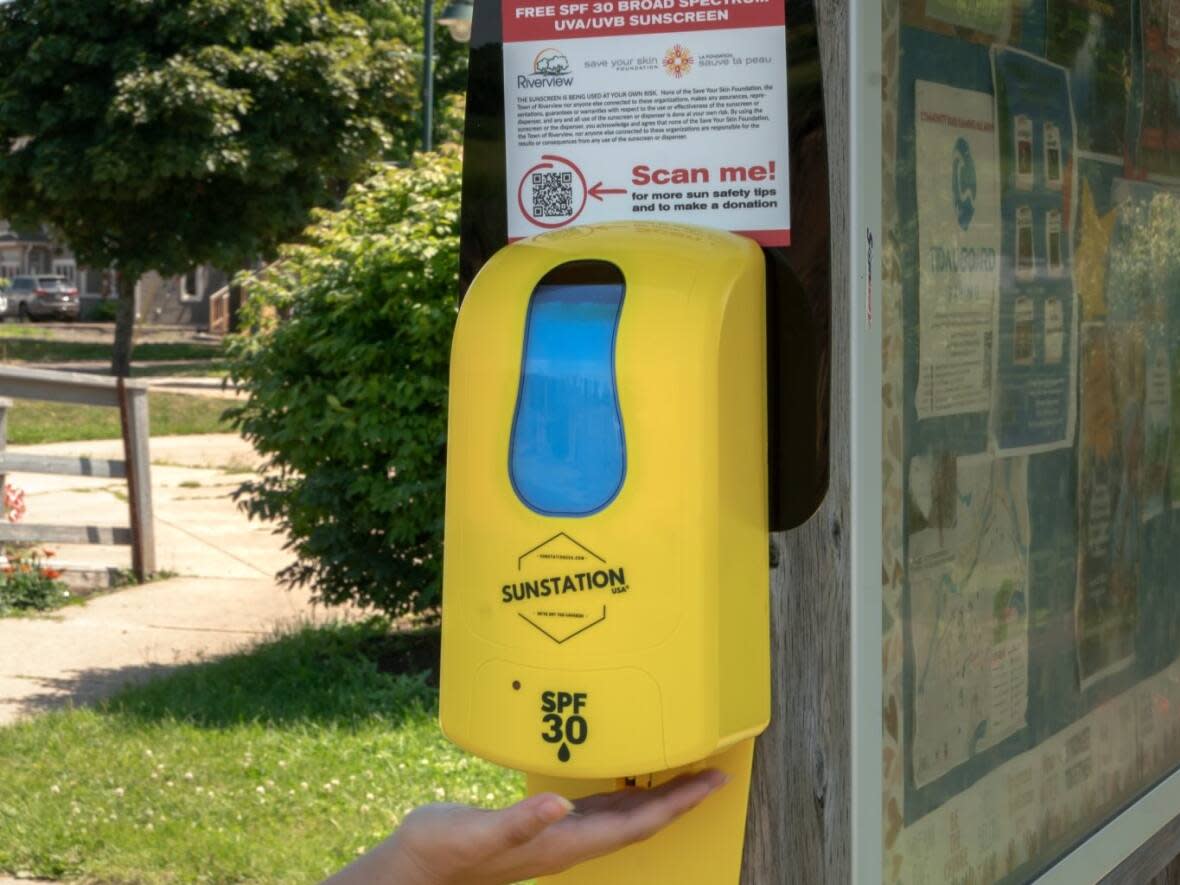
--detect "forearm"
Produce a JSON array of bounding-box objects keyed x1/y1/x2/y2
[{"x1": 321, "y1": 831, "x2": 436, "y2": 885}]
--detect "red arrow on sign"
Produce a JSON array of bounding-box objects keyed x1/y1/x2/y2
[{"x1": 588, "y1": 182, "x2": 627, "y2": 201}]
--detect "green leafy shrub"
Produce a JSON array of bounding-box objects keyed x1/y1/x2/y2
[
  {"x1": 91, "y1": 299, "x2": 119, "y2": 323},
  {"x1": 227, "y1": 152, "x2": 461, "y2": 617}
]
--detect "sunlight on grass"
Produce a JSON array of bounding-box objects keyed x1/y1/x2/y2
[
  {"x1": 7, "y1": 393, "x2": 232, "y2": 444},
  {"x1": 0, "y1": 336, "x2": 223, "y2": 364},
  {"x1": 0, "y1": 620, "x2": 524, "y2": 884}
]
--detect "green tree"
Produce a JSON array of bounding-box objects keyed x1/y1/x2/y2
[
  {"x1": 0, "y1": 0, "x2": 426, "y2": 375},
  {"x1": 226, "y1": 152, "x2": 461, "y2": 617}
]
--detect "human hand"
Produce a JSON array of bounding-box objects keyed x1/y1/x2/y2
[{"x1": 323, "y1": 768, "x2": 728, "y2": 885}]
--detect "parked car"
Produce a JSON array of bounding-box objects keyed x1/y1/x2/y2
[{"x1": 3, "y1": 275, "x2": 80, "y2": 321}]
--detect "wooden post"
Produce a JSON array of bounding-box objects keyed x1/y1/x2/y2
[
  {"x1": 118, "y1": 380, "x2": 155, "y2": 580},
  {"x1": 741, "y1": 3, "x2": 852, "y2": 883}
]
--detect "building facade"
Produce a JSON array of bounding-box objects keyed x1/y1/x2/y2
[{"x1": 0, "y1": 220, "x2": 227, "y2": 328}]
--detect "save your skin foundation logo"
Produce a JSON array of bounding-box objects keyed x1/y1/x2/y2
[{"x1": 663, "y1": 43, "x2": 694, "y2": 77}]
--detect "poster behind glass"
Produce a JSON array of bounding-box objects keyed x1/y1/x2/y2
[{"x1": 882, "y1": 1, "x2": 1180, "y2": 881}]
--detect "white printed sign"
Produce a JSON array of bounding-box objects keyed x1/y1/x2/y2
[{"x1": 502, "y1": 0, "x2": 790, "y2": 245}]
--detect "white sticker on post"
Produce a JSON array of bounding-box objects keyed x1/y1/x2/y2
[{"x1": 501, "y1": 0, "x2": 791, "y2": 246}]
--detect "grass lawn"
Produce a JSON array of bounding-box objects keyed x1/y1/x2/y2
[
  {"x1": 0, "y1": 620, "x2": 523, "y2": 884},
  {"x1": 7, "y1": 393, "x2": 233, "y2": 444},
  {"x1": 0, "y1": 335, "x2": 223, "y2": 365}
]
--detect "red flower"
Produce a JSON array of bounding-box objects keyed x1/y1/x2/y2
[{"x1": 3, "y1": 483, "x2": 26, "y2": 523}]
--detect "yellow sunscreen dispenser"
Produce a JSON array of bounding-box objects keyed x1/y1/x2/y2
[{"x1": 440, "y1": 221, "x2": 770, "y2": 884}]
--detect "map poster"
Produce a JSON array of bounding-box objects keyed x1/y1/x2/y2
[
  {"x1": 908, "y1": 452, "x2": 1031, "y2": 787},
  {"x1": 1076, "y1": 323, "x2": 1140, "y2": 690},
  {"x1": 501, "y1": 0, "x2": 790, "y2": 244},
  {"x1": 990, "y1": 49, "x2": 1078, "y2": 456},
  {"x1": 914, "y1": 81, "x2": 1001, "y2": 420},
  {"x1": 1045, "y1": 0, "x2": 1133, "y2": 157}
]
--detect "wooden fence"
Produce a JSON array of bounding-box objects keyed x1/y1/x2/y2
[
  {"x1": 208, "y1": 285, "x2": 231, "y2": 335},
  {"x1": 0, "y1": 365, "x2": 155, "y2": 580}
]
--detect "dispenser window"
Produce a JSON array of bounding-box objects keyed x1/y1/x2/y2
[{"x1": 510, "y1": 262, "x2": 626, "y2": 516}]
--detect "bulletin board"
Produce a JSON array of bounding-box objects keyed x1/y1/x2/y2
[{"x1": 879, "y1": 1, "x2": 1180, "y2": 881}]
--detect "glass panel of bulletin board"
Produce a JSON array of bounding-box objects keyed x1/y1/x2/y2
[{"x1": 881, "y1": 0, "x2": 1180, "y2": 881}]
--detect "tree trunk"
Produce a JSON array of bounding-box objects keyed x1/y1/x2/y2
[{"x1": 111, "y1": 270, "x2": 138, "y2": 377}]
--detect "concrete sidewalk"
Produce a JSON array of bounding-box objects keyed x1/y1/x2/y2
[{"x1": 0, "y1": 433, "x2": 356, "y2": 726}]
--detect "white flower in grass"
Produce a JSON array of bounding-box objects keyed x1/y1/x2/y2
[
  {"x1": 300, "y1": 782, "x2": 309, "y2": 790},
  {"x1": 144, "y1": 749, "x2": 154, "y2": 757},
  {"x1": 114, "y1": 787, "x2": 125, "y2": 798},
  {"x1": 184, "y1": 772, "x2": 194, "y2": 781},
  {"x1": 360, "y1": 804, "x2": 371, "y2": 814},
  {"x1": 331, "y1": 778, "x2": 341, "y2": 786},
  {"x1": 366, "y1": 792, "x2": 375, "y2": 801},
  {"x1": 49, "y1": 784, "x2": 60, "y2": 794},
  {"x1": 434, "y1": 788, "x2": 445, "y2": 799},
  {"x1": 323, "y1": 783, "x2": 334, "y2": 793},
  {"x1": 145, "y1": 822, "x2": 154, "y2": 832},
  {"x1": 256, "y1": 786, "x2": 266, "y2": 795},
  {"x1": 355, "y1": 847, "x2": 366, "y2": 856}
]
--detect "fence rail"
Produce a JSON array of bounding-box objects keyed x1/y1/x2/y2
[{"x1": 0, "y1": 365, "x2": 156, "y2": 580}]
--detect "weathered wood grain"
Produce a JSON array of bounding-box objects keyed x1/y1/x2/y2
[
  {"x1": 1105, "y1": 813, "x2": 1180, "y2": 884},
  {"x1": 0, "y1": 452, "x2": 127, "y2": 479},
  {"x1": 0, "y1": 522, "x2": 132, "y2": 546},
  {"x1": 0, "y1": 364, "x2": 148, "y2": 408},
  {"x1": 741, "y1": 2, "x2": 851, "y2": 883}
]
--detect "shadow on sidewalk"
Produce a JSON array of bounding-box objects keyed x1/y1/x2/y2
[
  {"x1": 10, "y1": 661, "x2": 178, "y2": 719},
  {"x1": 9, "y1": 619, "x2": 441, "y2": 729}
]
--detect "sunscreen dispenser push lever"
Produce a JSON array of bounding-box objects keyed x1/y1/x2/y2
[{"x1": 440, "y1": 221, "x2": 770, "y2": 884}]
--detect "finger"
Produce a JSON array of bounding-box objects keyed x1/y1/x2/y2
[
  {"x1": 574, "y1": 769, "x2": 727, "y2": 816},
  {"x1": 475, "y1": 792, "x2": 575, "y2": 853},
  {"x1": 609, "y1": 770, "x2": 728, "y2": 839},
  {"x1": 549, "y1": 769, "x2": 728, "y2": 863}
]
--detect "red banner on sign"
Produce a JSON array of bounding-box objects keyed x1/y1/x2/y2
[{"x1": 503, "y1": 0, "x2": 785, "y2": 42}]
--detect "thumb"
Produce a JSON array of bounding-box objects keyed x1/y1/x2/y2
[{"x1": 480, "y1": 792, "x2": 574, "y2": 852}]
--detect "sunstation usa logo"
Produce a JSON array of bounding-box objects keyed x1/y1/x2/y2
[{"x1": 518, "y1": 48, "x2": 574, "y2": 88}]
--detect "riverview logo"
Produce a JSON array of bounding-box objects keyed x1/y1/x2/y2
[
  {"x1": 952, "y1": 136, "x2": 977, "y2": 231},
  {"x1": 518, "y1": 48, "x2": 574, "y2": 88}
]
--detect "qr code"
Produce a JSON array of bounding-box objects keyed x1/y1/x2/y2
[{"x1": 532, "y1": 171, "x2": 574, "y2": 218}]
